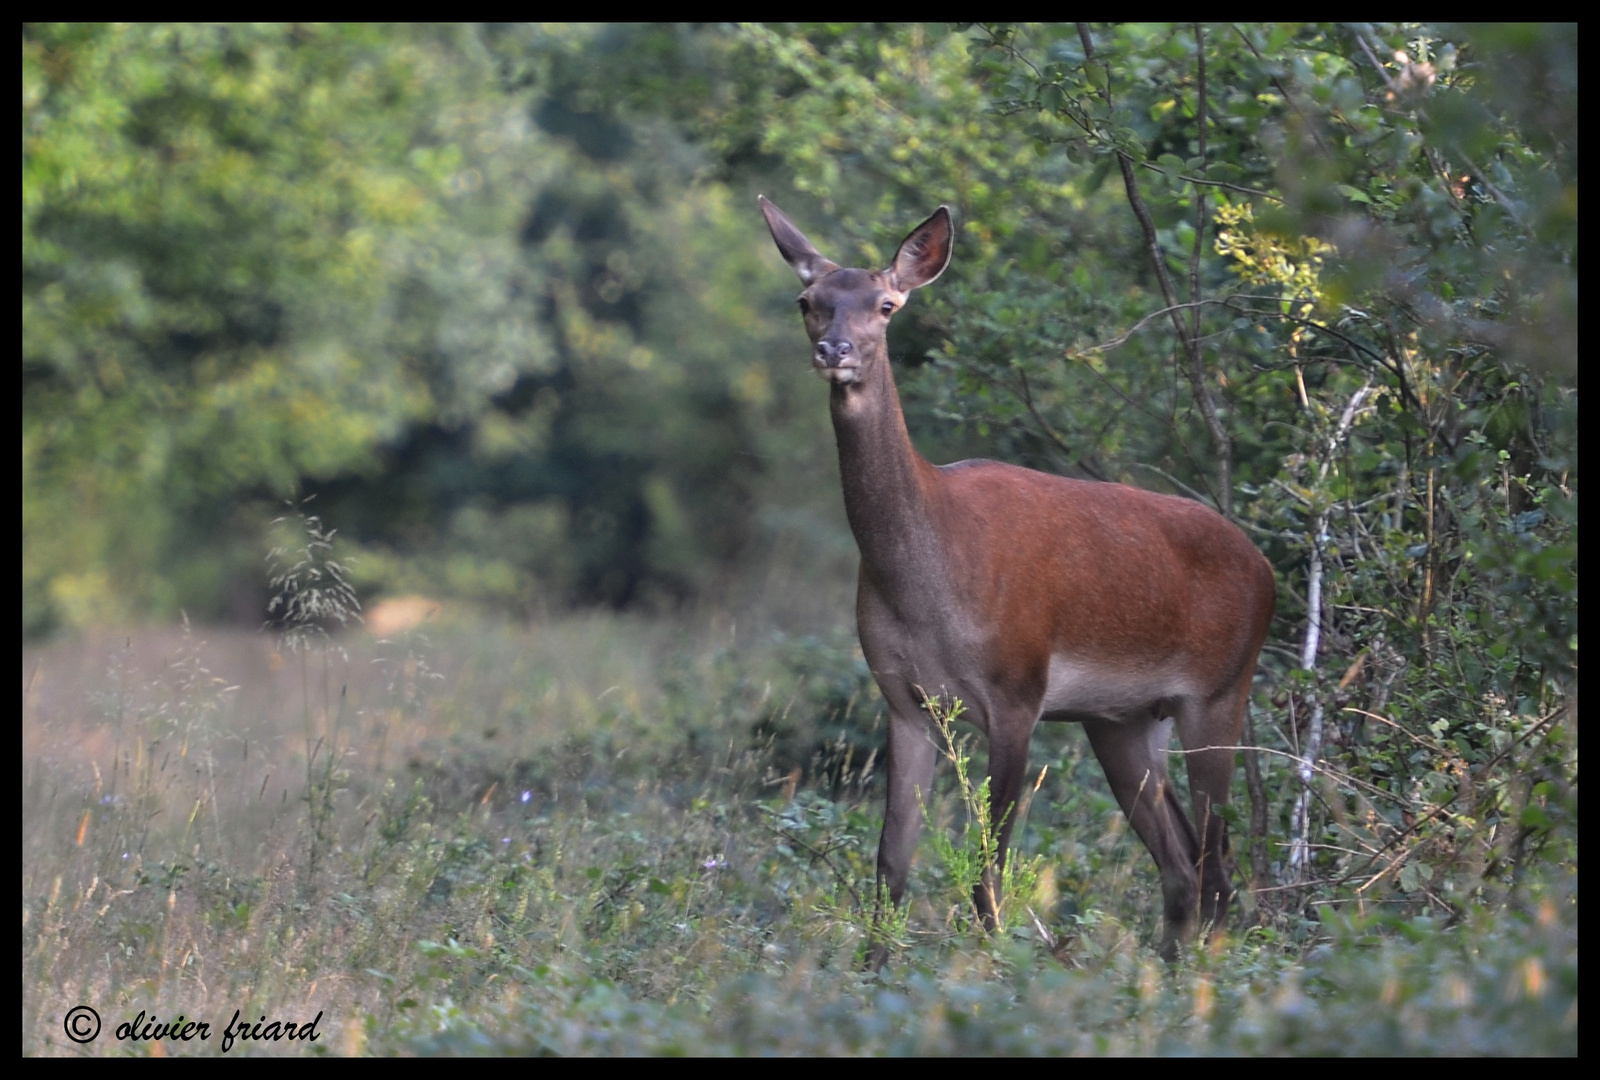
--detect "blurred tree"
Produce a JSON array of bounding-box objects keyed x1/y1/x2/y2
[
  {"x1": 24, "y1": 24, "x2": 552, "y2": 629},
  {"x1": 309, "y1": 24, "x2": 833, "y2": 613},
  {"x1": 22, "y1": 23, "x2": 822, "y2": 630}
]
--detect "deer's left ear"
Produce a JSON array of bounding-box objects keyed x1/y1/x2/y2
[{"x1": 887, "y1": 206, "x2": 953, "y2": 293}]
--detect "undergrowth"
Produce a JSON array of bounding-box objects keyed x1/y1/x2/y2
[{"x1": 21, "y1": 608, "x2": 1577, "y2": 1055}]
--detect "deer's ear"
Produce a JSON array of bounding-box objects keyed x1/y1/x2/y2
[
  {"x1": 887, "y1": 206, "x2": 953, "y2": 293},
  {"x1": 760, "y1": 195, "x2": 840, "y2": 286}
]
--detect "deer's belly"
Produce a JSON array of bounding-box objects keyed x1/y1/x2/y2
[{"x1": 1038, "y1": 654, "x2": 1194, "y2": 722}]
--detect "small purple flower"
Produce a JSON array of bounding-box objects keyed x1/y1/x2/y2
[
  {"x1": 520, "y1": 790, "x2": 532, "y2": 804},
  {"x1": 702, "y1": 854, "x2": 727, "y2": 871}
]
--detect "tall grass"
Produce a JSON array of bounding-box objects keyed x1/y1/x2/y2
[{"x1": 22, "y1": 604, "x2": 1576, "y2": 1055}]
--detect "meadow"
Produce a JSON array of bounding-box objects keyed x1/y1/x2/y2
[{"x1": 22, "y1": 600, "x2": 1575, "y2": 1055}]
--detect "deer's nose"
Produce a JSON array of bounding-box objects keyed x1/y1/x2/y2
[{"x1": 815, "y1": 339, "x2": 854, "y2": 367}]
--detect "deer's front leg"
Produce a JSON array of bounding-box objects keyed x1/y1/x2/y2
[
  {"x1": 866, "y1": 706, "x2": 938, "y2": 968},
  {"x1": 973, "y1": 709, "x2": 1037, "y2": 930}
]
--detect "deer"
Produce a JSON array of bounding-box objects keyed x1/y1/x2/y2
[{"x1": 758, "y1": 195, "x2": 1276, "y2": 965}]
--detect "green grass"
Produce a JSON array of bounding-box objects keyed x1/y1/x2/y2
[{"x1": 22, "y1": 613, "x2": 1577, "y2": 1055}]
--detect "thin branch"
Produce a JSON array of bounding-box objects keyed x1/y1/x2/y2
[
  {"x1": 1243, "y1": 701, "x2": 1271, "y2": 891},
  {"x1": 1287, "y1": 378, "x2": 1373, "y2": 879},
  {"x1": 764, "y1": 818, "x2": 864, "y2": 909},
  {"x1": 1353, "y1": 32, "x2": 1401, "y2": 96},
  {"x1": 1252, "y1": 877, "x2": 1358, "y2": 894},
  {"x1": 1190, "y1": 23, "x2": 1208, "y2": 346},
  {"x1": 1231, "y1": 24, "x2": 1333, "y2": 157},
  {"x1": 1131, "y1": 463, "x2": 1214, "y2": 508},
  {"x1": 1330, "y1": 705, "x2": 1568, "y2": 888},
  {"x1": 1234, "y1": 517, "x2": 1300, "y2": 542},
  {"x1": 1451, "y1": 148, "x2": 1526, "y2": 228},
  {"x1": 1078, "y1": 21, "x2": 1234, "y2": 517},
  {"x1": 1077, "y1": 299, "x2": 1221, "y2": 355},
  {"x1": 1171, "y1": 743, "x2": 1412, "y2": 807},
  {"x1": 1137, "y1": 160, "x2": 1280, "y2": 201},
  {"x1": 1017, "y1": 368, "x2": 1109, "y2": 481},
  {"x1": 1069, "y1": 350, "x2": 1221, "y2": 507},
  {"x1": 1083, "y1": 291, "x2": 1419, "y2": 414},
  {"x1": 1340, "y1": 706, "x2": 1448, "y2": 755}
]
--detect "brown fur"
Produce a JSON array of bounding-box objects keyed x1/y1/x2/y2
[{"x1": 760, "y1": 196, "x2": 1275, "y2": 964}]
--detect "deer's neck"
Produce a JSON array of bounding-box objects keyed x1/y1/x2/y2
[{"x1": 830, "y1": 358, "x2": 945, "y2": 597}]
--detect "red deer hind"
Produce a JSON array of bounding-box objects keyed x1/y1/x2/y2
[{"x1": 759, "y1": 195, "x2": 1275, "y2": 964}]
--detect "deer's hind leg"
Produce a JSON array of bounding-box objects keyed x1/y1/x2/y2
[
  {"x1": 1083, "y1": 713, "x2": 1201, "y2": 960},
  {"x1": 1177, "y1": 678, "x2": 1252, "y2": 937}
]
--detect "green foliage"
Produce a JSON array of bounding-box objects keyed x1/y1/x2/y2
[{"x1": 940, "y1": 23, "x2": 1575, "y2": 917}]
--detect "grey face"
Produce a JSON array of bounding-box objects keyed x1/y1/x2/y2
[
  {"x1": 759, "y1": 196, "x2": 952, "y2": 388},
  {"x1": 795, "y1": 267, "x2": 903, "y2": 385}
]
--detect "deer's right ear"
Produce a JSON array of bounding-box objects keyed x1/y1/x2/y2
[
  {"x1": 888, "y1": 206, "x2": 953, "y2": 293},
  {"x1": 760, "y1": 195, "x2": 840, "y2": 286}
]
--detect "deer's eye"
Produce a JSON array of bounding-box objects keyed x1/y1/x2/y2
[
  {"x1": 880, "y1": 300, "x2": 896, "y2": 317},
  {"x1": 797, "y1": 298, "x2": 811, "y2": 316}
]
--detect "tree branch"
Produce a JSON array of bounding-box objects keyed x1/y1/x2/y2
[
  {"x1": 1017, "y1": 368, "x2": 1109, "y2": 481},
  {"x1": 1190, "y1": 23, "x2": 1208, "y2": 346},
  {"x1": 1077, "y1": 22, "x2": 1234, "y2": 516}
]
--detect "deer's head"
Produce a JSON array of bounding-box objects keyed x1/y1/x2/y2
[{"x1": 760, "y1": 196, "x2": 953, "y2": 386}]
